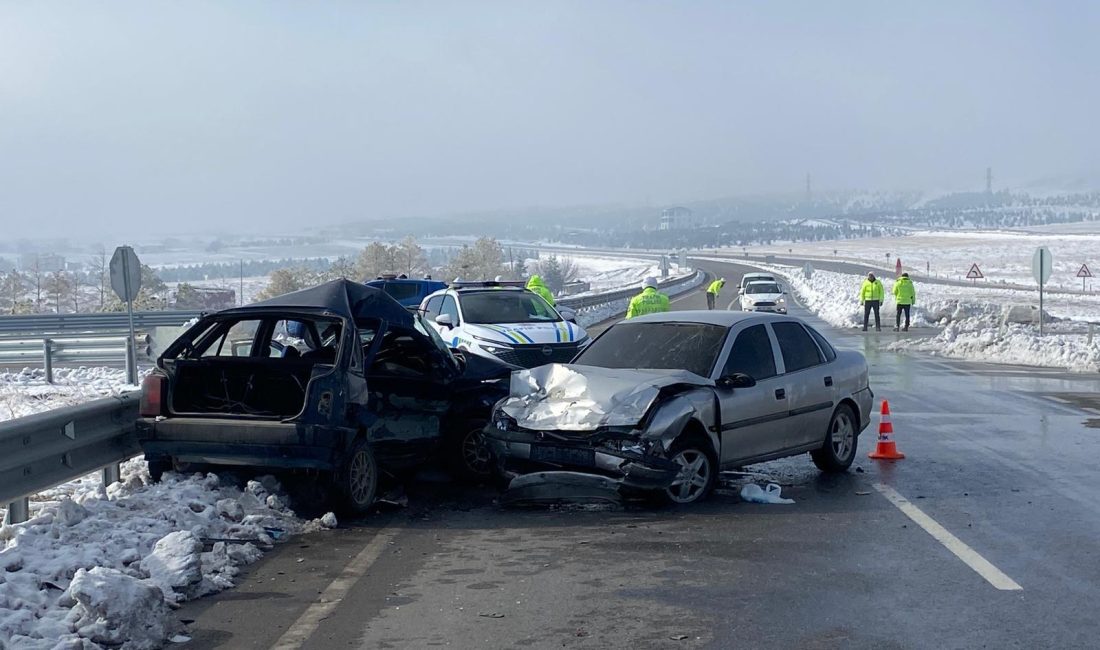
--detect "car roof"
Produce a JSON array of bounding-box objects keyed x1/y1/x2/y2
[
  {"x1": 624, "y1": 310, "x2": 796, "y2": 326},
  {"x1": 746, "y1": 280, "x2": 781, "y2": 286}
]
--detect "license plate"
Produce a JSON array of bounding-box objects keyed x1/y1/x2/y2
[{"x1": 530, "y1": 445, "x2": 595, "y2": 466}]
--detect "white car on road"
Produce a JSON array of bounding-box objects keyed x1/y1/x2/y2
[
  {"x1": 421, "y1": 284, "x2": 589, "y2": 368},
  {"x1": 739, "y1": 280, "x2": 787, "y2": 313}
]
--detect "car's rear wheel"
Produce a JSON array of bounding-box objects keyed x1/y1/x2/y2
[
  {"x1": 338, "y1": 438, "x2": 379, "y2": 514},
  {"x1": 811, "y1": 404, "x2": 858, "y2": 472},
  {"x1": 147, "y1": 458, "x2": 171, "y2": 483},
  {"x1": 662, "y1": 438, "x2": 717, "y2": 505}
]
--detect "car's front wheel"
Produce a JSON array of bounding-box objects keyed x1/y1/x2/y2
[
  {"x1": 338, "y1": 438, "x2": 379, "y2": 515},
  {"x1": 448, "y1": 424, "x2": 495, "y2": 482},
  {"x1": 811, "y1": 404, "x2": 858, "y2": 472},
  {"x1": 662, "y1": 438, "x2": 717, "y2": 505}
]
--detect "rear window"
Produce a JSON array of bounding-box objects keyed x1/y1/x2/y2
[
  {"x1": 772, "y1": 321, "x2": 824, "y2": 373},
  {"x1": 806, "y1": 325, "x2": 837, "y2": 362},
  {"x1": 381, "y1": 282, "x2": 421, "y2": 301},
  {"x1": 745, "y1": 283, "x2": 781, "y2": 294},
  {"x1": 575, "y1": 322, "x2": 727, "y2": 377}
]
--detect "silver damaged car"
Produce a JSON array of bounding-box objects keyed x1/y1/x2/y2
[{"x1": 484, "y1": 311, "x2": 873, "y2": 505}]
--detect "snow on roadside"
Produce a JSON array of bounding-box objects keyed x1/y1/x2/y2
[
  {"x1": 745, "y1": 262, "x2": 1100, "y2": 372},
  {"x1": 573, "y1": 271, "x2": 706, "y2": 327},
  {"x1": 0, "y1": 367, "x2": 139, "y2": 422},
  {"x1": 0, "y1": 460, "x2": 337, "y2": 649}
]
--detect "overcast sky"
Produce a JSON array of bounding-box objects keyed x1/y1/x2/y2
[{"x1": 1, "y1": 1, "x2": 1097, "y2": 239}]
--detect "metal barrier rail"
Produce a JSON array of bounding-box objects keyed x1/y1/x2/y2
[
  {"x1": 0, "y1": 334, "x2": 154, "y2": 382},
  {"x1": 1, "y1": 392, "x2": 141, "y2": 524},
  {"x1": 557, "y1": 270, "x2": 703, "y2": 310},
  {"x1": 0, "y1": 310, "x2": 203, "y2": 336}
]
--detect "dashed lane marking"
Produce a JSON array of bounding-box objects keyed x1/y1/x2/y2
[
  {"x1": 270, "y1": 524, "x2": 401, "y2": 649},
  {"x1": 873, "y1": 483, "x2": 1022, "y2": 591}
]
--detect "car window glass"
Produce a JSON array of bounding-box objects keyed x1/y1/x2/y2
[
  {"x1": 806, "y1": 325, "x2": 838, "y2": 362},
  {"x1": 772, "y1": 322, "x2": 824, "y2": 372},
  {"x1": 746, "y1": 283, "x2": 781, "y2": 294},
  {"x1": 440, "y1": 295, "x2": 460, "y2": 323},
  {"x1": 424, "y1": 296, "x2": 443, "y2": 320},
  {"x1": 201, "y1": 320, "x2": 260, "y2": 357},
  {"x1": 574, "y1": 322, "x2": 727, "y2": 376},
  {"x1": 382, "y1": 282, "x2": 420, "y2": 302},
  {"x1": 722, "y1": 325, "x2": 777, "y2": 380},
  {"x1": 459, "y1": 291, "x2": 560, "y2": 324},
  {"x1": 371, "y1": 325, "x2": 448, "y2": 378}
]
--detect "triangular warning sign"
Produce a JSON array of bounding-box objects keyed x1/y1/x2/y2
[
  {"x1": 1077, "y1": 263, "x2": 1092, "y2": 278},
  {"x1": 966, "y1": 263, "x2": 984, "y2": 279}
]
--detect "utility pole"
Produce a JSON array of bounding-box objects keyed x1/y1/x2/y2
[{"x1": 986, "y1": 167, "x2": 992, "y2": 195}]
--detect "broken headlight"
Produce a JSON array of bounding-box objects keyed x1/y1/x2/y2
[
  {"x1": 598, "y1": 438, "x2": 653, "y2": 456},
  {"x1": 492, "y1": 411, "x2": 517, "y2": 432}
]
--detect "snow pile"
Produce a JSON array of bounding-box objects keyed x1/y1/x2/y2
[
  {"x1": 0, "y1": 367, "x2": 138, "y2": 422},
  {"x1": 573, "y1": 271, "x2": 706, "y2": 327},
  {"x1": 0, "y1": 460, "x2": 337, "y2": 648},
  {"x1": 752, "y1": 263, "x2": 1100, "y2": 372}
]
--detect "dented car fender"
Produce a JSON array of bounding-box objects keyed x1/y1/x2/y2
[{"x1": 640, "y1": 389, "x2": 720, "y2": 458}]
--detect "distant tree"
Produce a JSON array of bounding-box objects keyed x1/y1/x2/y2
[
  {"x1": 355, "y1": 242, "x2": 397, "y2": 280},
  {"x1": 28, "y1": 256, "x2": 43, "y2": 312},
  {"x1": 174, "y1": 282, "x2": 202, "y2": 308},
  {"x1": 90, "y1": 246, "x2": 108, "y2": 310},
  {"x1": 395, "y1": 236, "x2": 429, "y2": 277},
  {"x1": 256, "y1": 267, "x2": 316, "y2": 300},
  {"x1": 325, "y1": 256, "x2": 357, "y2": 281},
  {"x1": 0, "y1": 270, "x2": 28, "y2": 314},
  {"x1": 44, "y1": 271, "x2": 73, "y2": 313},
  {"x1": 532, "y1": 254, "x2": 579, "y2": 293},
  {"x1": 443, "y1": 237, "x2": 505, "y2": 282}
]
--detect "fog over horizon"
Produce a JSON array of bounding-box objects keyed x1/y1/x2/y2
[{"x1": 2, "y1": 1, "x2": 1098, "y2": 240}]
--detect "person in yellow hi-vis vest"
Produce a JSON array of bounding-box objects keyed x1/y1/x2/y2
[
  {"x1": 526, "y1": 275, "x2": 555, "y2": 306},
  {"x1": 626, "y1": 277, "x2": 671, "y2": 319},
  {"x1": 705, "y1": 278, "x2": 726, "y2": 310},
  {"x1": 892, "y1": 272, "x2": 916, "y2": 332},
  {"x1": 859, "y1": 272, "x2": 885, "y2": 331}
]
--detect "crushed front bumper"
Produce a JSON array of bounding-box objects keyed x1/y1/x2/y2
[{"x1": 483, "y1": 427, "x2": 679, "y2": 493}]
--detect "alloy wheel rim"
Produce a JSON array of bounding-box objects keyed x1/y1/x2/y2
[
  {"x1": 462, "y1": 430, "x2": 492, "y2": 475},
  {"x1": 349, "y1": 450, "x2": 374, "y2": 504},
  {"x1": 666, "y1": 449, "x2": 711, "y2": 503},
  {"x1": 831, "y1": 412, "x2": 855, "y2": 461}
]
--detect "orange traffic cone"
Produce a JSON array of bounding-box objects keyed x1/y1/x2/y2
[{"x1": 868, "y1": 399, "x2": 905, "y2": 460}]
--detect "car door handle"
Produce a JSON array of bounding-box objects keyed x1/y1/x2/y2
[
  {"x1": 824, "y1": 376, "x2": 833, "y2": 387},
  {"x1": 775, "y1": 388, "x2": 786, "y2": 400}
]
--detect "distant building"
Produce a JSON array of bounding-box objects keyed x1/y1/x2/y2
[
  {"x1": 659, "y1": 207, "x2": 694, "y2": 231},
  {"x1": 173, "y1": 286, "x2": 237, "y2": 310}
]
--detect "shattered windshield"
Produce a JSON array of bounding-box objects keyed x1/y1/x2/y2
[
  {"x1": 460, "y1": 291, "x2": 561, "y2": 324},
  {"x1": 574, "y1": 322, "x2": 727, "y2": 377},
  {"x1": 746, "y1": 283, "x2": 782, "y2": 294}
]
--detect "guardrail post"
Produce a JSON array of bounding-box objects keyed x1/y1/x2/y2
[
  {"x1": 102, "y1": 463, "x2": 122, "y2": 488},
  {"x1": 43, "y1": 338, "x2": 54, "y2": 384},
  {"x1": 125, "y1": 336, "x2": 137, "y2": 385},
  {"x1": 4, "y1": 497, "x2": 30, "y2": 525},
  {"x1": 1089, "y1": 322, "x2": 1095, "y2": 346}
]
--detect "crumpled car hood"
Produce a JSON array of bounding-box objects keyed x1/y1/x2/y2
[{"x1": 499, "y1": 364, "x2": 713, "y2": 432}]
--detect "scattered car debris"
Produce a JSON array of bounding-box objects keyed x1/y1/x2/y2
[
  {"x1": 500, "y1": 471, "x2": 622, "y2": 507},
  {"x1": 740, "y1": 483, "x2": 795, "y2": 504}
]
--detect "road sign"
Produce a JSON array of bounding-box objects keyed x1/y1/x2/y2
[
  {"x1": 1032, "y1": 247, "x2": 1052, "y2": 286},
  {"x1": 110, "y1": 246, "x2": 142, "y2": 302},
  {"x1": 109, "y1": 246, "x2": 142, "y2": 384},
  {"x1": 1077, "y1": 263, "x2": 1092, "y2": 278},
  {"x1": 802, "y1": 262, "x2": 814, "y2": 279},
  {"x1": 966, "y1": 263, "x2": 984, "y2": 280}
]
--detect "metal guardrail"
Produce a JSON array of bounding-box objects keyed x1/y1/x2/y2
[
  {"x1": 0, "y1": 310, "x2": 203, "y2": 336},
  {"x1": 1, "y1": 392, "x2": 141, "y2": 524},
  {"x1": 557, "y1": 270, "x2": 703, "y2": 310},
  {"x1": 0, "y1": 334, "x2": 154, "y2": 382}
]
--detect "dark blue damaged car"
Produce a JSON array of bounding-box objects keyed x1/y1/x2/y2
[{"x1": 136, "y1": 279, "x2": 511, "y2": 513}]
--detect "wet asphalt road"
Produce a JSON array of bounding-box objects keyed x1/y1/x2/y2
[{"x1": 179, "y1": 259, "x2": 1100, "y2": 649}]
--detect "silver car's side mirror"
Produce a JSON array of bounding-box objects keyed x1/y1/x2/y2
[{"x1": 717, "y1": 373, "x2": 756, "y2": 389}]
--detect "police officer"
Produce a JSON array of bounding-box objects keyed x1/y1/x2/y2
[
  {"x1": 892, "y1": 272, "x2": 916, "y2": 331},
  {"x1": 859, "y1": 272, "x2": 885, "y2": 331},
  {"x1": 705, "y1": 277, "x2": 726, "y2": 310},
  {"x1": 626, "y1": 277, "x2": 671, "y2": 319},
  {"x1": 526, "y1": 275, "x2": 555, "y2": 306}
]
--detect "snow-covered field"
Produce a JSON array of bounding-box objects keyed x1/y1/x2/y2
[
  {"x1": 753, "y1": 262, "x2": 1100, "y2": 372},
  {"x1": 748, "y1": 228, "x2": 1100, "y2": 292},
  {"x1": 567, "y1": 255, "x2": 689, "y2": 294},
  {"x1": 0, "y1": 367, "x2": 139, "y2": 422}
]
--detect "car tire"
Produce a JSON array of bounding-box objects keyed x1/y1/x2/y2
[
  {"x1": 147, "y1": 458, "x2": 171, "y2": 483},
  {"x1": 338, "y1": 438, "x2": 379, "y2": 515},
  {"x1": 660, "y1": 437, "x2": 718, "y2": 505},
  {"x1": 448, "y1": 423, "x2": 495, "y2": 483},
  {"x1": 811, "y1": 404, "x2": 858, "y2": 472}
]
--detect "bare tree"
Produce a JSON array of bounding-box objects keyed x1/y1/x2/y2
[
  {"x1": 396, "y1": 236, "x2": 429, "y2": 277},
  {"x1": 325, "y1": 256, "x2": 357, "y2": 281},
  {"x1": 90, "y1": 246, "x2": 108, "y2": 310},
  {"x1": 256, "y1": 267, "x2": 316, "y2": 300},
  {"x1": 45, "y1": 271, "x2": 73, "y2": 313},
  {"x1": 28, "y1": 256, "x2": 43, "y2": 312},
  {"x1": 355, "y1": 242, "x2": 397, "y2": 280},
  {"x1": 443, "y1": 237, "x2": 505, "y2": 282},
  {"x1": 0, "y1": 270, "x2": 28, "y2": 314}
]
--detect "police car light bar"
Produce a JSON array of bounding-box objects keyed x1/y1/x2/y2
[{"x1": 451, "y1": 280, "x2": 527, "y2": 289}]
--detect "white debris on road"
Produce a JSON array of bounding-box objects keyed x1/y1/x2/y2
[{"x1": 0, "y1": 458, "x2": 337, "y2": 648}]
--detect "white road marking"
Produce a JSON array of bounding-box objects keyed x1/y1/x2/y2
[
  {"x1": 271, "y1": 524, "x2": 400, "y2": 649},
  {"x1": 873, "y1": 483, "x2": 1022, "y2": 591}
]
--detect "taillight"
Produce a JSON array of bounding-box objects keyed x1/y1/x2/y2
[{"x1": 140, "y1": 374, "x2": 166, "y2": 417}]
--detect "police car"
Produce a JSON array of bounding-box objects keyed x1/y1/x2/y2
[{"x1": 420, "y1": 281, "x2": 588, "y2": 368}]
